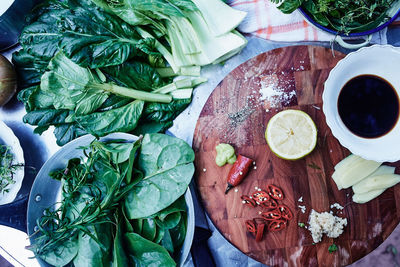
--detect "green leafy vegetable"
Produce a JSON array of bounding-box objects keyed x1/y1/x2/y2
[
  {"x1": 90, "y1": 0, "x2": 247, "y2": 72},
  {"x1": 271, "y1": 0, "x2": 397, "y2": 34},
  {"x1": 328, "y1": 243, "x2": 338, "y2": 253},
  {"x1": 125, "y1": 133, "x2": 194, "y2": 218},
  {"x1": 0, "y1": 145, "x2": 23, "y2": 195},
  {"x1": 59, "y1": 0, "x2": 158, "y2": 69},
  {"x1": 15, "y1": 0, "x2": 242, "y2": 145},
  {"x1": 32, "y1": 134, "x2": 193, "y2": 266},
  {"x1": 124, "y1": 233, "x2": 176, "y2": 267}
]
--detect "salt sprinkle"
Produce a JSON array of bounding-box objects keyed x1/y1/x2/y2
[
  {"x1": 298, "y1": 196, "x2": 303, "y2": 202},
  {"x1": 239, "y1": 171, "x2": 243, "y2": 175},
  {"x1": 203, "y1": 168, "x2": 206, "y2": 172},
  {"x1": 258, "y1": 188, "x2": 262, "y2": 191},
  {"x1": 298, "y1": 205, "x2": 306, "y2": 214},
  {"x1": 330, "y1": 203, "x2": 344, "y2": 210},
  {"x1": 312, "y1": 105, "x2": 321, "y2": 110},
  {"x1": 255, "y1": 186, "x2": 258, "y2": 190},
  {"x1": 259, "y1": 75, "x2": 296, "y2": 109},
  {"x1": 234, "y1": 188, "x2": 239, "y2": 193},
  {"x1": 254, "y1": 166, "x2": 257, "y2": 170}
]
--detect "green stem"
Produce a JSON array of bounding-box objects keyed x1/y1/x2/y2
[{"x1": 93, "y1": 83, "x2": 172, "y2": 103}]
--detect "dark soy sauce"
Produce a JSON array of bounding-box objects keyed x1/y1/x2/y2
[{"x1": 338, "y1": 74, "x2": 399, "y2": 138}]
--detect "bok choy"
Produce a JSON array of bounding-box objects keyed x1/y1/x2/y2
[{"x1": 14, "y1": 0, "x2": 247, "y2": 145}]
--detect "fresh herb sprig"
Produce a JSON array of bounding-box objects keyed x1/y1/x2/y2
[
  {"x1": 328, "y1": 243, "x2": 338, "y2": 253},
  {"x1": 0, "y1": 145, "x2": 23, "y2": 194}
]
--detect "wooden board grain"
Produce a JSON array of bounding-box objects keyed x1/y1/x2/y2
[{"x1": 192, "y1": 46, "x2": 400, "y2": 267}]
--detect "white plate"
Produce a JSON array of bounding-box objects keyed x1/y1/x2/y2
[
  {"x1": 323, "y1": 45, "x2": 400, "y2": 162},
  {"x1": 0, "y1": 121, "x2": 24, "y2": 205}
]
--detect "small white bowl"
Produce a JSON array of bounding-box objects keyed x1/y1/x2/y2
[
  {"x1": 0, "y1": 121, "x2": 24, "y2": 205},
  {"x1": 323, "y1": 45, "x2": 400, "y2": 162}
]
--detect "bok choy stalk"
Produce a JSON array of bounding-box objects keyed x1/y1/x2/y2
[
  {"x1": 90, "y1": 0, "x2": 248, "y2": 72},
  {"x1": 41, "y1": 52, "x2": 172, "y2": 117}
]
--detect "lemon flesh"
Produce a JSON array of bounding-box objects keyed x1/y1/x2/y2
[{"x1": 265, "y1": 109, "x2": 317, "y2": 160}]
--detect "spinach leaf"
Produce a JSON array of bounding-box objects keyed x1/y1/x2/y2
[
  {"x1": 73, "y1": 223, "x2": 113, "y2": 267},
  {"x1": 124, "y1": 232, "x2": 176, "y2": 267},
  {"x1": 169, "y1": 212, "x2": 187, "y2": 250},
  {"x1": 161, "y1": 230, "x2": 175, "y2": 253},
  {"x1": 37, "y1": 234, "x2": 79, "y2": 267},
  {"x1": 125, "y1": 133, "x2": 194, "y2": 219},
  {"x1": 141, "y1": 218, "x2": 157, "y2": 241},
  {"x1": 113, "y1": 211, "x2": 130, "y2": 267},
  {"x1": 132, "y1": 219, "x2": 144, "y2": 235},
  {"x1": 132, "y1": 121, "x2": 172, "y2": 135},
  {"x1": 154, "y1": 195, "x2": 186, "y2": 221}
]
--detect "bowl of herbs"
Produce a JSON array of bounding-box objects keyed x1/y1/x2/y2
[
  {"x1": 272, "y1": 0, "x2": 400, "y2": 36},
  {"x1": 0, "y1": 121, "x2": 24, "y2": 205}
]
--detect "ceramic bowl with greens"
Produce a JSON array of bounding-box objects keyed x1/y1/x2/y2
[
  {"x1": 272, "y1": 0, "x2": 400, "y2": 36},
  {"x1": 0, "y1": 121, "x2": 24, "y2": 205}
]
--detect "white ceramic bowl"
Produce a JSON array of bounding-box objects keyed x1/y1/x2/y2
[
  {"x1": 323, "y1": 45, "x2": 400, "y2": 162},
  {"x1": 0, "y1": 121, "x2": 24, "y2": 205}
]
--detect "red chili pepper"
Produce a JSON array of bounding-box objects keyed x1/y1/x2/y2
[
  {"x1": 255, "y1": 223, "x2": 266, "y2": 242},
  {"x1": 252, "y1": 190, "x2": 270, "y2": 204},
  {"x1": 268, "y1": 220, "x2": 287, "y2": 232},
  {"x1": 260, "y1": 198, "x2": 278, "y2": 209},
  {"x1": 253, "y1": 217, "x2": 266, "y2": 225},
  {"x1": 225, "y1": 155, "x2": 253, "y2": 194},
  {"x1": 261, "y1": 210, "x2": 282, "y2": 220},
  {"x1": 245, "y1": 220, "x2": 256, "y2": 234},
  {"x1": 277, "y1": 205, "x2": 293, "y2": 220},
  {"x1": 241, "y1": 195, "x2": 257, "y2": 208},
  {"x1": 267, "y1": 184, "x2": 284, "y2": 200}
]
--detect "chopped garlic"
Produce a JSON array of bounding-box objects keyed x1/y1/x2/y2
[{"x1": 308, "y1": 209, "x2": 347, "y2": 243}]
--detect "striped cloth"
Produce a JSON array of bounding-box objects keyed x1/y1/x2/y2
[{"x1": 228, "y1": 0, "x2": 388, "y2": 44}]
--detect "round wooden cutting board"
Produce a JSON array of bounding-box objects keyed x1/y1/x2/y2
[{"x1": 192, "y1": 46, "x2": 400, "y2": 266}]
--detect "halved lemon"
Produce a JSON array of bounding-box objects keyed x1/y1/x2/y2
[{"x1": 265, "y1": 109, "x2": 317, "y2": 160}]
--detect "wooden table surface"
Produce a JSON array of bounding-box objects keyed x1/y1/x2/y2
[{"x1": 192, "y1": 46, "x2": 400, "y2": 266}]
